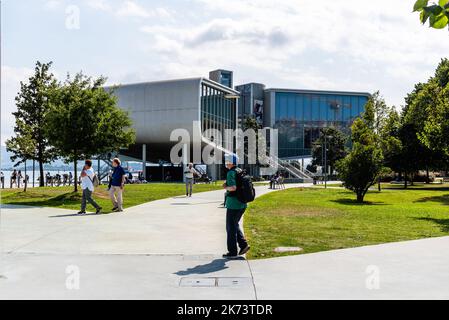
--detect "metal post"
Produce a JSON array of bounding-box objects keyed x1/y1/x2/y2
[
  {"x1": 182, "y1": 144, "x2": 188, "y2": 183},
  {"x1": 24, "y1": 160, "x2": 27, "y2": 189},
  {"x1": 142, "y1": 144, "x2": 147, "y2": 180},
  {"x1": 32, "y1": 160, "x2": 35, "y2": 188},
  {"x1": 321, "y1": 141, "x2": 324, "y2": 185},
  {"x1": 324, "y1": 136, "x2": 327, "y2": 189}
]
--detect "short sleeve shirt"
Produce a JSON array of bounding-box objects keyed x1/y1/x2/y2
[
  {"x1": 225, "y1": 169, "x2": 247, "y2": 210},
  {"x1": 81, "y1": 168, "x2": 95, "y2": 191},
  {"x1": 111, "y1": 166, "x2": 126, "y2": 187}
]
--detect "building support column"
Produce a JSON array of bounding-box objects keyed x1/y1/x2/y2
[
  {"x1": 142, "y1": 144, "x2": 147, "y2": 180},
  {"x1": 182, "y1": 144, "x2": 189, "y2": 183}
]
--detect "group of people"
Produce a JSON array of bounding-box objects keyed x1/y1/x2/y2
[
  {"x1": 75, "y1": 156, "x2": 252, "y2": 260},
  {"x1": 269, "y1": 172, "x2": 285, "y2": 189},
  {"x1": 45, "y1": 172, "x2": 74, "y2": 187},
  {"x1": 3, "y1": 169, "x2": 29, "y2": 189},
  {"x1": 77, "y1": 158, "x2": 127, "y2": 215}
]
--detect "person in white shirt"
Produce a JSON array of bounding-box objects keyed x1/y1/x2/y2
[
  {"x1": 78, "y1": 160, "x2": 102, "y2": 215},
  {"x1": 184, "y1": 163, "x2": 198, "y2": 197}
]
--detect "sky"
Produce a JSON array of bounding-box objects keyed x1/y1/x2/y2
[{"x1": 2, "y1": 0, "x2": 449, "y2": 145}]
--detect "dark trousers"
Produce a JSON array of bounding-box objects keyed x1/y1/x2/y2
[
  {"x1": 226, "y1": 208, "x2": 248, "y2": 255},
  {"x1": 81, "y1": 188, "x2": 100, "y2": 212}
]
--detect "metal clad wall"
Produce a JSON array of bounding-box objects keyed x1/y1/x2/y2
[{"x1": 111, "y1": 78, "x2": 201, "y2": 145}]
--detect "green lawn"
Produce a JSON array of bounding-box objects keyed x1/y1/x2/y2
[
  {"x1": 0, "y1": 182, "x2": 224, "y2": 213},
  {"x1": 245, "y1": 185, "x2": 449, "y2": 259}
]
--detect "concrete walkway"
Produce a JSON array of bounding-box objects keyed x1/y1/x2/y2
[{"x1": 1, "y1": 183, "x2": 448, "y2": 299}]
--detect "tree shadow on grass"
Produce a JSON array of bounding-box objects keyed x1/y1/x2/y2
[
  {"x1": 414, "y1": 194, "x2": 449, "y2": 205},
  {"x1": 381, "y1": 185, "x2": 449, "y2": 192},
  {"x1": 4, "y1": 192, "x2": 82, "y2": 208},
  {"x1": 414, "y1": 217, "x2": 449, "y2": 232},
  {"x1": 331, "y1": 198, "x2": 388, "y2": 206}
]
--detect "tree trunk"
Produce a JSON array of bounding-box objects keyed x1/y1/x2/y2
[
  {"x1": 357, "y1": 192, "x2": 364, "y2": 203},
  {"x1": 24, "y1": 160, "x2": 27, "y2": 192},
  {"x1": 38, "y1": 145, "x2": 45, "y2": 187},
  {"x1": 39, "y1": 161, "x2": 45, "y2": 187},
  {"x1": 378, "y1": 177, "x2": 381, "y2": 192},
  {"x1": 426, "y1": 167, "x2": 430, "y2": 184},
  {"x1": 404, "y1": 171, "x2": 408, "y2": 189},
  {"x1": 74, "y1": 157, "x2": 78, "y2": 193}
]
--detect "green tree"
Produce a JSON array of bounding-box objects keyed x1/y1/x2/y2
[
  {"x1": 418, "y1": 59, "x2": 449, "y2": 156},
  {"x1": 46, "y1": 73, "x2": 135, "y2": 192},
  {"x1": 5, "y1": 122, "x2": 35, "y2": 192},
  {"x1": 414, "y1": 0, "x2": 449, "y2": 29},
  {"x1": 380, "y1": 109, "x2": 403, "y2": 179},
  {"x1": 336, "y1": 103, "x2": 384, "y2": 203},
  {"x1": 311, "y1": 127, "x2": 347, "y2": 175},
  {"x1": 365, "y1": 91, "x2": 393, "y2": 191},
  {"x1": 5, "y1": 61, "x2": 58, "y2": 187}
]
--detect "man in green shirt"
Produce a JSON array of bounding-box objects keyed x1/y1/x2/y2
[{"x1": 222, "y1": 154, "x2": 250, "y2": 259}]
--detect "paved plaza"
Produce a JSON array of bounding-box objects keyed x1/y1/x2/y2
[{"x1": 1, "y1": 184, "x2": 448, "y2": 300}]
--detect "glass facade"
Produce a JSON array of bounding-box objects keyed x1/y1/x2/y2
[
  {"x1": 273, "y1": 91, "x2": 369, "y2": 158},
  {"x1": 220, "y1": 72, "x2": 233, "y2": 88},
  {"x1": 201, "y1": 83, "x2": 237, "y2": 145}
]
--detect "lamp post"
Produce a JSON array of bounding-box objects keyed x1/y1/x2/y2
[{"x1": 324, "y1": 135, "x2": 333, "y2": 189}]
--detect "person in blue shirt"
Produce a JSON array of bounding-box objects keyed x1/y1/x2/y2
[{"x1": 109, "y1": 158, "x2": 126, "y2": 212}]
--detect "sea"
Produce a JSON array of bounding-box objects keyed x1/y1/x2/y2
[{"x1": 1, "y1": 170, "x2": 75, "y2": 189}]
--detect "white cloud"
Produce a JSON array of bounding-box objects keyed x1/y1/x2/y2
[
  {"x1": 137, "y1": 0, "x2": 449, "y2": 107},
  {"x1": 85, "y1": 0, "x2": 112, "y2": 12},
  {"x1": 44, "y1": 0, "x2": 62, "y2": 10},
  {"x1": 1, "y1": 66, "x2": 34, "y2": 145},
  {"x1": 116, "y1": 0, "x2": 150, "y2": 18}
]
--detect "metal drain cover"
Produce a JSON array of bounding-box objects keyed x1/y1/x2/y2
[
  {"x1": 179, "y1": 277, "x2": 251, "y2": 287},
  {"x1": 217, "y1": 277, "x2": 252, "y2": 287},
  {"x1": 180, "y1": 278, "x2": 216, "y2": 287}
]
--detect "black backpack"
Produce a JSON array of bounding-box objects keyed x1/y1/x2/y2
[{"x1": 231, "y1": 168, "x2": 256, "y2": 204}]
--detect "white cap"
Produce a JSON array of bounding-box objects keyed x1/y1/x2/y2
[{"x1": 224, "y1": 153, "x2": 238, "y2": 165}]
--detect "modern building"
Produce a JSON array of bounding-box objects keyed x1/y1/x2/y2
[
  {"x1": 262, "y1": 88, "x2": 370, "y2": 158},
  {"x1": 108, "y1": 77, "x2": 240, "y2": 180},
  {"x1": 109, "y1": 70, "x2": 370, "y2": 181}
]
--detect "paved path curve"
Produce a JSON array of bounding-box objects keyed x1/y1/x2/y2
[{"x1": 1, "y1": 183, "x2": 448, "y2": 299}]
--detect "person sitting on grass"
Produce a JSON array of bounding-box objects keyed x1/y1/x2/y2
[{"x1": 78, "y1": 160, "x2": 102, "y2": 215}]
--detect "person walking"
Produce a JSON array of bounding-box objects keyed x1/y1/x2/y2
[
  {"x1": 222, "y1": 154, "x2": 251, "y2": 259},
  {"x1": 10, "y1": 169, "x2": 17, "y2": 188},
  {"x1": 78, "y1": 160, "x2": 102, "y2": 215},
  {"x1": 184, "y1": 163, "x2": 198, "y2": 197},
  {"x1": 17, "y1": 170, "x2": 23, "y2": 188},
  {"x1": 109, "y1": 158, "x2": 126, "y2": 212},
  {"x1": 0, "y1": 172, "x2": 4, "y2": 189}
]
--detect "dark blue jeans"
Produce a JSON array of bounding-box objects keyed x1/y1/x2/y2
[{"x1": 226, "y1": 208, "x2": 248, "y2": 256}]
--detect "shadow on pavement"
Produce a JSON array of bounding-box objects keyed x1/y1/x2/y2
[
  {"x1": 175, "y1": 258, "x2": 244, "y2": 276},
  {"x1": 49, "y1": 213, "x2": 101, "y2": 218}
]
